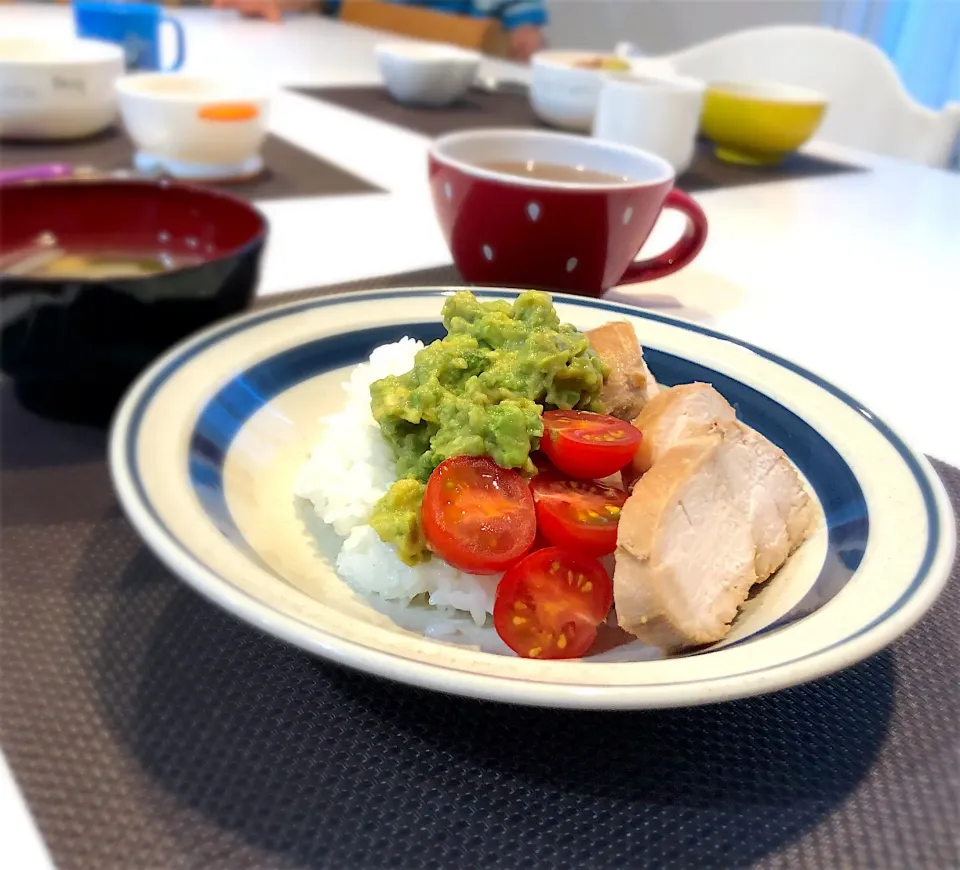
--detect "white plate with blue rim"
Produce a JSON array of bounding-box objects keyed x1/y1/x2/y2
[{"x1": 109, "y1": 288, "x2": 955, "y2": 709}]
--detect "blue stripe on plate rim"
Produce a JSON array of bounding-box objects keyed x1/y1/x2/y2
[{"x1": 116, "y1": 288, "x2": 944, "y2": 687}]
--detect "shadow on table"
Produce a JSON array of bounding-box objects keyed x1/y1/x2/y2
[
  {"x1": 279, "y1": 264, "x2": 750, "y2": 327},
  {"x1": 0, "y1": 379, "x2": 117, "y2": 526},
  {"x1": 0, "y1": 379, "x2": 107, "y2": 470},
  {"x1": 604, "y1": 266, "x2": 749, "y2": 324},
  {"x1": 85, "y1": 539, "x2": 894, "y2": 870}
]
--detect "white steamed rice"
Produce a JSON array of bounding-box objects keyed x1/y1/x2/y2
[{"x1": 292, "y1": 338, "x2": 500, "y2": 626}]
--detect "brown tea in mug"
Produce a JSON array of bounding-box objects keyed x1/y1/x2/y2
[{"x1": 479, "y1": 160, "x2": 628, "y2": 184}]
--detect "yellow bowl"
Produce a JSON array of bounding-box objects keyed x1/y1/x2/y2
[{"x1": 701, "y1": 81, "x2": 828, "y2": 166}]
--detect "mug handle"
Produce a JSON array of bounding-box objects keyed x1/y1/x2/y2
[
  {"x1": 618, "y1": 189, "x2": 708, "y2": 284},
  {"x1": 162, "y1": 15, "x2": 186, "y2": 72}
]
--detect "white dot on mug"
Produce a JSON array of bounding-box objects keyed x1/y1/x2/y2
[
  {"x1": 483, "y1": 244, "x2": 494, "y2": 261},
  {"x1": 444, "y1": 182, "x2": 452, "y2": 201},
  {"x1": 566, "y1": 257, "x2": 578, "y2": 273},
  {"x1": 527, "y1": 202, "x2": 541, "y2": 222},
  {"x1": 623, "y1": 207, "x2": 634, "y2": 225}
]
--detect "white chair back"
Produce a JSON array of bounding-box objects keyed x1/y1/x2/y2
[{"x1": 630, "y1": 26, "x2": 960, "y2": 168}]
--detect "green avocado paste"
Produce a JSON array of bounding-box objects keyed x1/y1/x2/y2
[{"x1": 367, "y1": 290, "x2": 607, "y2": 566}]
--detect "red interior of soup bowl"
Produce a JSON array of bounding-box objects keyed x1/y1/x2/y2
[
  {"x1": 0, "y1": 178, "x2": 268, "y2": 426},
  {"x1": 0, "y1": 178, "x2": 266, "y2": 265}
]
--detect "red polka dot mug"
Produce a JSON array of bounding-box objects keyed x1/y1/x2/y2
[{"x1": 428, "y1": 129, "x2": 707, "y2": 297}]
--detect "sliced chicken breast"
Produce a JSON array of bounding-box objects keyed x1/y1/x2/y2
[
  {"x1": 586, "y1": 321, "x2": 660, "y2": 421},
  {"x1": 614, "y1": 419, "x2": 815, "y2": 650},
  {"x1": 614, "y1": 430, "x2": 758, "y2": 649},
  {"x1": 624, "y1": 382, "x2": 737, "y2": 487},
  {"x1": 714, "y1": 422, "x2": 814, "y2": 583}
]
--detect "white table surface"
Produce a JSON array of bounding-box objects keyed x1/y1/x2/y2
[{"x1": 2, "y1": 5, "x2": 960, "y2": 867}]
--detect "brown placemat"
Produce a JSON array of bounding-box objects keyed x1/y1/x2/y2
[
  {"x1": 295, "y1": 85, "x2": 865, "y2": 193},
  {"x1": 1, "y1": 273, "x2": 958, "y2": 870},
  {"x1": 0, "y1": 127, "x2": 381, "y2": 202}
]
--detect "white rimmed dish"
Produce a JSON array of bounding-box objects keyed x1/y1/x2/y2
[
  {"x1": 0, "y1": 37, "x2": 124, "y2": 140},
  {"x1": 109, "y1": 288, "x2": 954, "y2": 709}
]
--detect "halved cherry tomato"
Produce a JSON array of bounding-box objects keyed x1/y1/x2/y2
[
  {"x1": 493, "y1": 546, "x2": 613, "y2": 659},
  {"x1": 540, "y1": 410, "x2": 642, "y2": 479},
  {"x1": 531, "y1": 476, "x2": 628, "y2": 556},
  {"x1": 421, "y1": 456, "x2": 536, "y2": 575}
]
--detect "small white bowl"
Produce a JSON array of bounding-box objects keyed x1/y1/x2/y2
[
  {"x1": 375, "y1": 42, "x2": 480, "y2": 107},
  {"x1": 116, "y1": 74, "x2": 273, "y2": 177},
  {"x1": 529, "y1": 50, "x2": 632, "y2": 132},
  {"x1": 0, "y1": 37, "x2": 124, "y2": 140}
]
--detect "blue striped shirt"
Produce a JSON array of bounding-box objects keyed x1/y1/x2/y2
[{"x1": 386, "y1": 0, "x2": 547, "y2": 31}]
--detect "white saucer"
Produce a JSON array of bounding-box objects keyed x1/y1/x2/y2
[{"x1": 134, "y1": 151, "x2": 264, "y2": 182}]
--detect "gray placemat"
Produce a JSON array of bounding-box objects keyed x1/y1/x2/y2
[
  {"x1": 294, "y1": 85, "x2": 865, "y2": 193},
  {"x1": 1, "y1": 274, "x2": 957, "y2": 870},
  {"x1": 0, "y1": 127, "x2": 381, "y2": 202}
]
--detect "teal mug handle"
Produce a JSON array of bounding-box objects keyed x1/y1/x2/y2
[{"x1": 162, "y1": 15, "x2": 186, "y2": 71}]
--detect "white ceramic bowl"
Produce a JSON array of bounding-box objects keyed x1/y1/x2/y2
[
  {"x1": 0, "y1": 37, "x2": 124, "y2": 140},
  {"x1": 109, "y1": 288, "x2": 955, "y2": 710},
  {"x1": 529, "y1": 51, "x2": 629, "y2": 132},
  {"x1": 593, "y1": 72, "x2": 706, "y2": 174},
  {"x1": 375, "y1": 42, "x2": 480, "y2": 107},
  {"x1": 116, "y1": 74, "x2": 273, "y2": 174}
]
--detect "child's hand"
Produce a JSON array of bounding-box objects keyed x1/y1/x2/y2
[
  {"x1": 508, "y1": 25, "x2": 544, "y2": 63},
  {"x1": 213, "y1": 0, "x2": 281, "y2": 22},
  {"x1": 213, "y1": 0, "x2": 313, "y2": 22}
]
